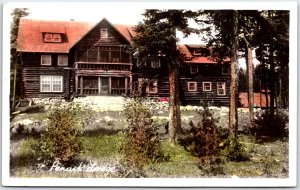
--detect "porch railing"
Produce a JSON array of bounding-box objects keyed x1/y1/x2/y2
[{"x1": 75, "y1": 62, "x2": 132, "y2": 71}]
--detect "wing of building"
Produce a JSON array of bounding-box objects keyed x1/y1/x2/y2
[{"x1": 17, "y1": 18, "x2": 231, "y2": 106}]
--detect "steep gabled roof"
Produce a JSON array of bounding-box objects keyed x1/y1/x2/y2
[
  {"x1": 17, "y1": 19, "x2": 95, "y2": 53},
  {"x1": 114, "y1": 24, "x2": 136, "y2": 42},
  {"x1": 17, "y1": 19, "x2": 135, "y2": 53}
]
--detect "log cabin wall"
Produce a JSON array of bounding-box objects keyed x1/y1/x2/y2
[
  {"x1": 179, "y1": 64, "x2": 231, "y2": 106},
  {"x1": 21, "y1": 52, "x2": 71, "y2": 98},
  {"x1": 134, "y1": 61, "x2": 231, "y2": 106}
]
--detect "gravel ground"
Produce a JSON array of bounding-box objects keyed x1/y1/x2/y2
[{"x1": 11, "y1": 96, "x2": 264, "y2": 135}]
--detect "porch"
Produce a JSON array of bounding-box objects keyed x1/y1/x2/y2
[{"x1": 75, "y1": 76, "x2": 131, "y2": 96}]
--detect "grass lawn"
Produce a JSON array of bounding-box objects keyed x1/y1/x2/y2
[{"x1": 11, "y1": 132, "x2": 288, "y2": 178}]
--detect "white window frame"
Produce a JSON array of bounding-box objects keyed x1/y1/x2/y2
[
  {"x1": 217, "y1": 82, "x2": 226, "y2": 95},
  {"x1": 41, "y1": 55, "x2": 51, "y2": 66},
  {"x1": 58, "y1": 55, "x2": 68, "y2": 66},
  {"x1": 187, "y1": 81, "x2": 197, "y2": 92},
  {"x1": 190, "y1": 65, "x2": 198, "y2": 74},
  {"x1": 222, "y1": 66, "x2": 230, "y2": 75},
  {"x1": 40, "y1": 75, "x2": 63, "y2": 93},
  {"x1": 148, "y1": 80, "x2": 158, "y2": 94},
  {"x1": 151, "y1": 60, "x2": 161, "y2": 68},
  {"x1": 101, "y1": 28, "x2": 108, "y2": 38},
  {"x1": 202, "y1": 82, "x2": 212, "y2": 92}
]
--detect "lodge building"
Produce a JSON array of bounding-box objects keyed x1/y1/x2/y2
[{"x1": 17, "y1": 18, "x2": 231, "y2": 106}]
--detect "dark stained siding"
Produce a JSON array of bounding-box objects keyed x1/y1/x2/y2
[
  {"x1": 22, "y1": 67, "x2": 70, "y2": 98},
  {"x1": 73, "y1": 20, "x2": 129, "y2": 62},
  {"x1": 21, "y1": 52, "x2": 71, "y2": 98},
  {"x1": 134, "y1": 62, "x2": 231, "y2": 106}
]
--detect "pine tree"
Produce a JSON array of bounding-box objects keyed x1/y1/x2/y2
[
  {"x1": 132, "y1": 10, "x2": 199, "y2": 142},
  {"x1": 10, "y1": 8, "x2": 29, "y2": 109}
]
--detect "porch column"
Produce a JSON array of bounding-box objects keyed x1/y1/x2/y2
[
  {"x1": 125, "y1": 77, "x2": 128, "y2": 95},
  {"x1": 80, "y1": 76, "x2": 83, "y2": 95},
  {"x1": 75, "y1": 75, "x2": 78, "y2": 95},
  {"x1": 129, "y1": 76, "x2": 133, "y2": 95},
  {"x1": 109, "y1": 77, "x2": 112, "y2": 95},
  {"x1": 98, "y1": 77, "x2": 101, "y2": 94}
]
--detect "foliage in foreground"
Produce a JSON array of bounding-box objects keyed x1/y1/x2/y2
[
  {"x1": 32, "y1": 103, "x2": 85, "y2": 166},
  {"x1": 122, "y1": 98, "x2": 166, "y2": 170},
  {"x1": 178, "y1": 101, "x2": 226, "y2": 175},
  {"x1": 252, "y1": 109, "x2": 288, "y2": 140},
  {"x1": 221, "y1": 135, "x2": 250, "y2": 162}
]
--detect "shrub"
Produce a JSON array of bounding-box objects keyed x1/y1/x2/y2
[
  {"x1": 179, "y1": 101, "x2": 223, "y2": 158},
  {"x1": 178, "y1": 100, "x2": 226, "y2": 175},
  {"x1": 252, "y1": 109, "x2": 288, "y2": 140},
  {"x1": 222, "y1": 135, "x2": 250, "y2": 162},
  {"x1": 32, "y1": 103, "x2": 84, "y2": 166},
  {"x1": 122, "y1": 98, "x2": 165, "y2": 170}
]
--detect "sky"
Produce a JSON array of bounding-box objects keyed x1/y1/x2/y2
[{"x1": 6, "y1": 2, "x2": 205, "y2": 45}]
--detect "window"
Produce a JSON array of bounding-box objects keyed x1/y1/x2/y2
[
  {"x1": 44, "y1": 33, "x2": 53, "y2": 42},
  {"x1": 222, "y1": 66, "x2": 230, "y2": 75},
  {"x1": 44, "y1": 33, "x2": 62, "y2": 43},
  {"x1": 190, "y1": 65, "x2": 198, "y2": 74},
  {"x1": 148, "y1": 80, "x2": 158, "y2": 94},
  {"x1": 53, "y1": 34, "x2": 62, "y2": 42},
  {"x1": 101, "y1": 28, "x2": 108, "y2": 38},
  {"x1": 41, "y1": 55, "x2": 51, "y2": 66},
  {"x1": 40, "y1": 76, "x2": 63, "y2": 92},
  {"x1": 217, "y1": 82, "x2": 226, "y2": 95},
  {"x1": 187, "y1": 81, "x2": 197, "y2": 92},
  {"x1": 202, "y1": 82, "x2": 212, "y2": 91},
  {"x1": 58, "y1": 55, "x2": 68, "y2": 66},
  {"x1": 151, "y1": 59, "x2": 161, "y2": 68}
]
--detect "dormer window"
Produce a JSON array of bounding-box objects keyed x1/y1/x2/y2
[
  {"x1": 43, "y1": 33, "x2": 62, "y2": 43},
  {"x1": 193, "y1": 48, "x2": 202, "y2": 55},
  {"x1": 101, "y1": 29, "x2": 108, "y2": 38},
  {"x1": 53, "y1": 34, "x2": 62, "y2": 42}
]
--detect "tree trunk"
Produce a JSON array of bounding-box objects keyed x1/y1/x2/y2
[
  {"x1": 264, "y1": 82, "x2": 269, "y2": 108},
  {"x1": 229, "y1": 10, "x2": 239, "y2": 136},
  {"x1": 259, "y1": 80, "x2": 262, "y2": 109},
  {"x1": 268, "y1": 11, "x2": 275, "y2": 115},
  {"x1": 12, "y1": 56, "x2": 18, "y2": 109},
  {"x1": 168, "y1": 62, "x2": 181, "y2": 142},
  {"x1": 246, "y1": 46, "x2": 254, "y2": 129}
]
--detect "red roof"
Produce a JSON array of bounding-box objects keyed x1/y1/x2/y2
[
  {"x1": 17, "y1": 19, "x2": 135, "y2": 53},
  {"x1": 186, "y1": 56, "x2": 218, "y2": 64},
  {"x1": 239, "y1": 92, "x2": 270, "y2": 108},
  {"x1": 178, "y1": 44, "x2": 229, "y2": 64},
  {"x1": 114, "y1": 24, "x2": 136, "y2": 42}
]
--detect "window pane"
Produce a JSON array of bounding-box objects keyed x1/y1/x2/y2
[
  {"x1": 58, "y1": 55, "x2": 68, "y2": 66},
  {"x1": 41, "y1": 55, "x2": 51, "y2": 65},
  {"x1": 53, "y1": 34, "x2": 62, "y2": 42},
  {"x1": 188, "y1": 82, "x2": 197, "y2": 92},
  {"x1": 44, "y1": 33, "x2": 52, "y2": 42},
  {"x1": 101, "y1": 29, "x2": 108, "y2": 38},
  {"x1": 151, "y1": 60, "x2": 160, "y2": 68},
  {"x1": 190, "y1": 65, "x2": 198, "y2": 73},
  {"x1": 203, "y1": 82, "x2": 211, "y2": 91},
  {"x1": 41, "y1": 76, "x2": 51, "y2": 92},
  {"x1": 217, "y1": 82, "x2": 226, "y2": 95},
  {"x1": 52, "y1": 76, "x2": 63, "y2": 92}
]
